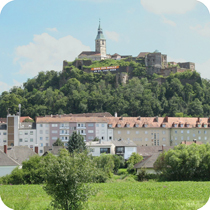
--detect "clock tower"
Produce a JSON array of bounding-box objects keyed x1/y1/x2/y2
[{"x1": 95, "y1": 21, "x2": 106, "y2": 57}]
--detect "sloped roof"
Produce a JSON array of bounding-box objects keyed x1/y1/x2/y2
[
  {"x1": 0, "y1": 146, "x2": 37, "y2": 165},
  {"x1": 44, "y1": 146, "x2": 65, "y2": 156},
  {"x1": 86, "y1": 141, "x2": 113, "y2": 147},
  {"x1": 137, "y1": 146, "x2": 174, "y2": 157},
  {"x1": 20, "y1": 116, "x2": 33, "y2": 123},
  {"x1": 0, "y1": 118, "x2": 7, "y2": 123},
  {"x1": 0, "y1": 150, "x2": 20, "y2": 166},
  {"x1": 134, "y1": 152, "x2": 160, "y2": 169},
  {"x1": 79, "y1": 51, "x2": 101, "y2": 56},
  {"x1": 137, "y1": 52, "x2": 150, "y2": 58}
]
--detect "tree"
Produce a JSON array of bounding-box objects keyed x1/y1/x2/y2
[
  {"x1": 43, "y1": 149, "x2": 96, "y2": 210},
  {"x1": 154, "y1": 144, "x2": 210, "y2": 181},
  {"x1": 67, "y1": 131, "x2": 86, "y2": 153},
  {"x1": 127, "y1": 152, "x2": 143, "y2": 166},
  {"x1": 53, "y1": 138, "x2": 64, "y2": 146}
]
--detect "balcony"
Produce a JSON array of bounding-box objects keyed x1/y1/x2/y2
[{"x1": 60, "y1": 126, "x2": 69, "y2": 129}]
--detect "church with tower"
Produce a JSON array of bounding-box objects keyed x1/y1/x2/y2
[{"x1": 78, "y1": 21, "x2": 111, "y2": 61}]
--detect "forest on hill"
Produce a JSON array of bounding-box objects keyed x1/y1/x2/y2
[{"x1": 0, "y1": 58, "x2": 208, "y2": 119}]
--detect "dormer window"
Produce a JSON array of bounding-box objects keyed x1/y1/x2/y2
[
  {"x1": 204, "y1": 124, "x2": 207, "y2": 128},
  {"x1": 117, "y1": 124, "x2": 121, "y2": 128},
  {"x1": 126, "y1": 124, "x2": 130, "y2": 128},
  {"x1": 162, "y1": 124, "x2": 166, "y2": 128},
  {"x1": 180, "y1": 124, "x2": 184, "y2": 128},
  {"x1": 186, "y1": 124, "x2": 190, "y2": 128},
  {"x1": 173, "y1": 124, "x2": 177, "y2": 127},
  {"x1": 135, "y1": 124, "x2": 139, "y2": 127},
  {"x1": 144, "y1": 124, "x2": 148, "y2": 128},
  {"x1": 197, "y1": 124, "x2": 201, "y2": 128},
  {"x1": 108, "y1": 124, "x2": 112, "y2": 128}
]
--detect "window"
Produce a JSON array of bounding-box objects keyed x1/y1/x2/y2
[
  {"x1": 204, "y1": 124, "x2": 207, "y2": 128},
  {"x1": 88, "y1": 130, "x2": 94, "y2": 134},
  {"x1": 88, "y1": 136, "x2": 94, "y2": 140},
  {"x1": 108, "y1": 124, "x2": 112, "y2": 128},
  {"x1": 136, "y1": 131, "x2": 139, "y2": 134},
  {"x1": 96, "y1": 124, "x2": 99, "y2": 127},
  {"x1": 145, "y1": 131, "x2": 148, "y2": 134},
  {"x1": 102, "y1": 124, "x2": 105, "y2": 127},
  {"x1": 162, "y1": 131, "x2": 166, "y2": 135},
  {"x1": 205, "y1": 137, "x2": 207, "y2": 140},
  {"x1": 118, "y1": 131, "x2": 121, "y2": 134},
  {"x1": 162, "y1": 124, "x2": 166, "y2": 128},
  {"x1": 193, "y1": 134, "x2": 195, "y2": 137},
  {"x1": 116, "y1": 147, "x2": 124, "y2": 153},
  {"x1": 109, "y1": 136, "x2": 112, "y2": 140},
  {"x1": 204, "y1": 131, "x2": 207, "y2": 134},
  {"x1": 89, "y1": 148, "x2": 95, "y2": 152},
  {"x1": 181, "y1": 136, "x2": 184, "y2": 140},
  {"x1": 40, "y1": 137, "x2": 43, "y2": 140},
  {"x1": 52, "y1": 130, "x2": 58, "y2": 134},
  {"x1": 88, "y1": 123, "x2": 94, "y2": 127},
  {"x1": 45, "y1": 130, "x2": 49, "y2": 134},
  {"x1": 117, "y1": 124, "x2": 121, "y2": 127},
  {"x1": 127, "y1": 131, "x2": 130, "y2": 134},
  {"x1": 187, "y1": 136, "x2": 190, "y2": 140},
  {"x1": 30, "y1": 138, "x2": 33, "y2": 142},
  {"x1": 198, "y1": 136, "x2": 201, "y2": 140},
  {"x1": 40, "y1": 130, "x2": 43, "y2": 134},
  {"x1": 40, "y1": 124, "x2": 43, "y2": 127},
  {"x1": 40, "y1": 150, "x2": 43, "y2": 153},
  {"x1": 40, "y1": 143, "x2": 43, "y2": 147},
  {"x1": 181, "y1": 130, "x2": 184, "y2": 134},
  {"x1": 100, "y1": 148, "x2": 110, "y2": 154},
  {"x1": 25, "y1": 138, "x2": 28, "y2": 142},
  {"x1": 187, "y1": 130, "x2": 190, "y2": 134},
  {"x1": 101, "y1": 136, "x2": 104, "y2": 140},
  {"x1": 144, "y1": 124, "x2": 148, "y2": 128},
  {"x1": 30, "y1": 145, "x2": 33, "y2": 149},
  {"x1": 198, "y1": 130, "x2": 201, "y2": 134},
  {"x1": 19, "y1": 131, "x2": 22, "y2": 135},
  {"x1": 45, "y1": 124, "x2": 49, "y2": 128},
  {"x1": 175, "y1": 130, "x2": 177, "y2": 134},
  {"x1": 46, "y1": 143, "x2": 48, "y2": 146},
  {"x1": 174, "y1": 124, "x2": 177, "y2": 127},
  {"x1": 186, "y1": 124, "x2": 190, "y2": 128},
  {"x1": 25, "y1": 132, "x2": 28, "y2": 135},
  {"x1": 30, "y1": 131, "x2": 33, "y2": 135},
  {"x1": 19, "y1": 139, "x2": 22, "y2": 142},
  {"x1": 52, "y1": 124, "x2": 58, "y2": 127},
  {"x1": 126, "y1": 124, "x2": 130, "y2": 127},
  {"x1": 3, "y1": 132, "x2": 6, "y2": 135},
  {"x1": 157, "y1": 140, "x2": 159, "y2": 146},
  {"x1": 145, "y1": 138, "x2": 148, "y2": 141},
  {"x1": 175, "y1": 137, "x2": 177, "y2": 140},
  {"x1": 180, "y1": 124, "x2": 184, "y2": 127},
  {"x1": 162, "y1": 138, "x2": 166, "y2": 141},
  {"x1": 198, "y1": 124, "x2": 201, "y2": 128}
]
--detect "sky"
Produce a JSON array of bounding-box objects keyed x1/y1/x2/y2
[{"x1": 0, "y1": 0, "x2": 210, "y2": 93}]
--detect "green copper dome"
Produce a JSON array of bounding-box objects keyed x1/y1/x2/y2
[{"x1": 96, "y1": 21, "x2": 106, "y2": 40}]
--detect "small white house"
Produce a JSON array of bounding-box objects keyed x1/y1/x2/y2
[{"x1": 86, "y1": 141, "x2": 115, "y2": 156}]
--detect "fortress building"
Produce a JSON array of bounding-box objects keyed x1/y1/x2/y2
[{"x1": 78, "y1": 21, "x2": 111, "y2": 61}]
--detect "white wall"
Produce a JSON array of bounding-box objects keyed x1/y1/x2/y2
[
  {"x1": 18, "y1": 129, "x2": 36, "y2": 150},
  {"x1": 95, "y1": 123, "x2": 108, "y2": 141},
  {"x1": 124, "y1": 147, "x2": 137, "y2": 160},
  {"x1": 0, "y1": 130, "x2": 7, "y2": 146}
]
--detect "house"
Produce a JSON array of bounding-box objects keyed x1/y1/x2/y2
[
  {"x1": 86, "y1": 141, "x2": 115, "y2": 156},
  {"x1": 134, "y1": 152, "x2": 160, "y2": 174},
  {"x1": 112, "y1": 139, "x2": 137, "y2": 160},
  {"x1": 43, "y1": 146, "x2": 65, "y2": 156},
  {"x1": 0, "y1": 145, "x2": 37, "y2": 177}
]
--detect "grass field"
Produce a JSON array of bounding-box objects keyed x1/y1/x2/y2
[{"x1": 0, "y1": 180, "x2": 210, "y2": 210}]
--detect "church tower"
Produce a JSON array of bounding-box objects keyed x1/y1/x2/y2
[{"x1": 95, "y1": 21, "x2": 106, "y2": 57}]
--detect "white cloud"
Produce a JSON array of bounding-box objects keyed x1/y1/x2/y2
[
  {"x1": 0, "y1": 81, "x2": 11, "y2": 93},
  {"x1": 12, "y1": 79, "x2": 22, "y2": 87},
  {"x1": 46, "y1": 28, "x2": 58, "y2": 32},
  {"x1": 14, "y1": 33, "x2": 91, "y2": 76},
  {"x1": 105, "y1": 31, "x2": 119, "y2": 42},
  {"x1": 190, "y1": 22, "x2": 210, "y2": 37},
  {"x1": 162, "y1": 16, "x2": 176, "y2": 27},
  {"x1": 141, "y1": 0, "x2": 197, "y2": 14}
]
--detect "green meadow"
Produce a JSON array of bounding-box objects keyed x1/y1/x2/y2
[{"x1": 0, "y1": 180, "x2": 209, "y2": 210}]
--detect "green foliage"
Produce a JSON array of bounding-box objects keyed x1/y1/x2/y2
[
  {"x1": 53, "y1": 138, "x2": 64, "y2": 146},
  {"x1": 43, "y1": 149, "x2": 97, "y2": 210},
  {"x1": 154, "y1": 144, "x2": 210, "y2": 181},
  {"x1": 137, "y1": 167, "x2": 147, "y2": 181},
  {"x1": 22, "y1": 118, "x2": 34, "y2": 122},
  {"x1": 0, "y1": 58, "x2": 207, "y2": 118},
  {"x1": 126, "y1": 152, "x2": 143, "y2": 166},
  {"x1": 67, "y1": 131, "x2": 86, "y2": 153}
]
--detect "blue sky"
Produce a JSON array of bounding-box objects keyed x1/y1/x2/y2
[{"x1": 0, "y1": 0, "x2": 210, "y2": 93}]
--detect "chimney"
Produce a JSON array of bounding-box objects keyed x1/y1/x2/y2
[
  {"x1": 4, "y1": 145, "x2": 7, "y2": 154},
  {"x1": 156, "y1": 116, "x2": 158, "y2": 122},
  {"x1": 35, "y1": 146, "x2": 38, "y2": 154},
  {"x1": 115, "y1": 112, "x2": 117, "y2": 117},
  {"x1": 99, "y1": 139, "x2": 102, "y2": 144},
  {"x1": 137, "y1": 116, "x2": 141, "y2": 120},
  {"x1": 165, "y1": 116, "x2": 168, "y2": 122},
  {"x1": 198, "y1": 117, "x2": 200, "y2": 123}
]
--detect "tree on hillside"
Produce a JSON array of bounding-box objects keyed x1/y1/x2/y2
[
  {"x1": 67, "y1": 131, "x2": 86, "y2": 153},
  {"x1": 53, "y1": 138, "x2": 64, "y2": 146},
  {"x1": 154, "y1": 144, "x2": 210, "y2": 181}
]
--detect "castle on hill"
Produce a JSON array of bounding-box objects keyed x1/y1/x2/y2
[{"x1": 63, "y1": 21, "x2": 195, "y2": 77}]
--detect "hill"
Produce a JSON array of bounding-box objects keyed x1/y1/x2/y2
[{"x1": 0, "y1": 58, "x2": 207, "y2": 119}]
